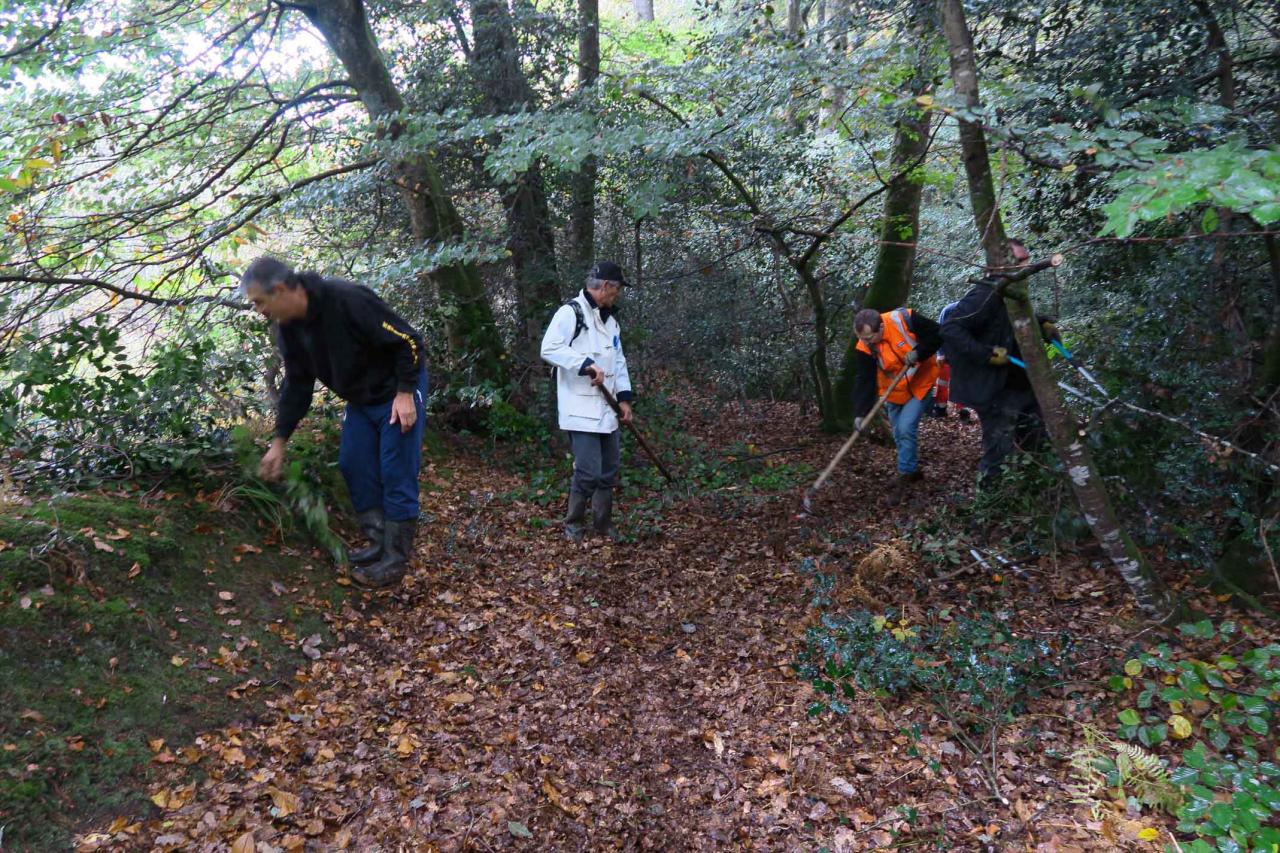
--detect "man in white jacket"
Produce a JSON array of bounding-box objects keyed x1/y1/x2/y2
[{"x1": 540, "y1": 261, "x2": 634, "y2": 542}]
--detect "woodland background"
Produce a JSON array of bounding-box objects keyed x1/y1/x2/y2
[{"x1": 2, "y1": 0, "x2": 1280, "y2": 849}]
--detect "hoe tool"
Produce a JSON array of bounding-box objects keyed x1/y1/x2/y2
[{"x1": 801, "y1": 363, "x2": 911, "y2": 515}]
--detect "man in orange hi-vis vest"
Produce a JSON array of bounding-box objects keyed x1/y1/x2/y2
[{"x1": 849, "y1": 306, "x2": 943, "y2": 505}]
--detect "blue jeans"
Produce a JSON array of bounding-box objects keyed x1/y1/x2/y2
[
  {"x1": 338, "y1": 369, "x2": 428, "y2": 521},
  {"x1": 884, "y1": 390, "x2": 932, "y2": 475}
]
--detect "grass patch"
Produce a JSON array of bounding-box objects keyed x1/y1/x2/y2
[{"x1": 0, "y1": 486, "x2": 349, "y2": 850}]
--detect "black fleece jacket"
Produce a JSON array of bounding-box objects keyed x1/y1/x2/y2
[
  {"x1": 940, "y1": 281, "x2": 1053, "y2": 408},
  {"x1": 850, "y1": 311, "x2": 942, "y2": 418},
  {"x1": 274, "y1": 274, "x2": 426, "y2": 439}
]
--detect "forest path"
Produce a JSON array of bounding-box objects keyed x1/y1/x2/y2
[{"x1": 79, "y1": 400, "x2": 1127, "y2": 851}]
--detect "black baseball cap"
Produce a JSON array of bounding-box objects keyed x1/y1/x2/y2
[{"x1": 590, "y1": 260, "x2": 629, "y2": 286}]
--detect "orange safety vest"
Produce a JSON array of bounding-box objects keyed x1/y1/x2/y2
[{"x1": 854, "y1": 308, "x2": 940, "y2": 405}]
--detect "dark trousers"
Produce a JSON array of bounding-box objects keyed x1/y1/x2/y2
[
  {"x1": 568, "y1": 430, "x2": 621, "y2": 497},
  {"x1": 975, "y1": 387, "x2": 1044, "y2": 476},
  {"x1": 338, "y1": 369, "x2": 427, "y2": 521}
]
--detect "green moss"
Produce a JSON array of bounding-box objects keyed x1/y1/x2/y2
[{"x1": 0, "y1": 488, "x2": 351, "y2": 849}]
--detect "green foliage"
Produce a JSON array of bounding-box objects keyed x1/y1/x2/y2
[
  {"x1": 229, "y1": 426, "x2": 345, "y2": 564},
  {"x1": 1, "y1": 315, "x2": 260, "y2": 486},
  {"x1": 799, "y1": 609, "x2": 1073, "y2": 739},
  {"x1": 913, "y1": 450, "x2": 1086, "y2": 563},
  {"x1": 1102, "y1": 143, "x2": 1280, "y2": 237},
  {"x1": 1068, "y1": 729, "x2": 1184, "y2": 818},
  {"x1": 1106, "y1": 620, "x2": 1280, "y2": 851}
]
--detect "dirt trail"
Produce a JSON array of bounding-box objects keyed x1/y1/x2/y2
[{"x1": 78, "y1": 402, "x2": 1128, "y2": 851}]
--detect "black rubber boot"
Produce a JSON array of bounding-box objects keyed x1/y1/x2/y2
[
  {"x1": 564, "y1": 491, "x2": 589, "y2": 542},
  {"x1": 348, "y1": 508, "x2": 385, "y2": 565},
  {"x1": 352, "y1": 519, "x2": 416, "y2": 589},
  {"x1": 591, "y1": 489, "x2": 623, "y2": 543}
]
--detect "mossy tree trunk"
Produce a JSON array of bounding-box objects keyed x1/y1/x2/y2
[
  {"x1": 299, "y1": 0, "x2": 508, "y2": 385},
  {"x1": 831, "y1": 41, "x2": 935, "y2": 427},
  {"x1": 469, "y1": 0, "x2": 562, "y2": 378},
  {"x1": 938, "y1": 0, "x2": 1177, "y2": 621},
  {"x1": 569, "y1": 0, "x2": 599, "y2": 277}
]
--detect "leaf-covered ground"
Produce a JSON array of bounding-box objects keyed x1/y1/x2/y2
[{"x1": 73, "y1": 396, "x2": 1227, "y2": 851}]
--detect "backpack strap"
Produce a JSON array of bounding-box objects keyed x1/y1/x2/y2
[{"x1": 567, "y1": 299, "x2": 587, "y2": 345}]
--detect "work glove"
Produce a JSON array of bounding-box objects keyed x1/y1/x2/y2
[
  {"x1": 1040, "y1": 320, "x2": 1060, "y2": 342},
  {"x1": 989, "y1": 346, "x2": 1010, "y2": 366},
  {"x1": 904, "y1": 349, "x2": 920, "y2": 366},
  {"x1": 853, "y1": 416, "x2": 865, "y2": 431}
]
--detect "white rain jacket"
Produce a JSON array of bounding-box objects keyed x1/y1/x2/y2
[{"x1": 540, "y1": 290, "x2": 633, "y2": 434}]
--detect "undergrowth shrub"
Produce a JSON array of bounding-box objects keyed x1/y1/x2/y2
[
  {"x1": 1103, "y1": 619, "x2": 1280, "y2": 851},
  {"x1": 799, "y1": 609, "x2": 1074, "y2": 740},
  {"x1": 0, "y1": 315, "x2": 260, "y2": 487}
]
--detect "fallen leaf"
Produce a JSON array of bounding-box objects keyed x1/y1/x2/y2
[
  {"x1": 230, "y1": 832, "x2": 256, "y2": 853},
  {"x1": 218, "y1": 590, "x2": 235, "y2": 601},
  {"x1": 444, "y1": 692, "x2": 474, "y2": 705},
  {"x1": 233, "y1": 543, "x2": 263, "y2": 555},
  {"x1": 105, "y1": 527, "x2": 131, "y2": 540},
  {"x1": 93, "y1": 539, "x2": 114, "y2": 553},
  {"x1": 508, "y1": 820, "x2": 533, "y2": 839},
  {"x1": 170, "y1": 655, "x2": 187, "y2": 667},
  {"x1": 268, "y1": 786, "x2": 300, "y2": 817},
  {"x1": 128, "y1": 562, "x2": 141, "y2": 579}
]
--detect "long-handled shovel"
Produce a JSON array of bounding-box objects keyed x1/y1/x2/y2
[
  {"x1": 598, "y1": 385, "x2": 676, "y2": 483},
  {"x1": 801, "y1": 363, "x2": 911, "y2": 515}
]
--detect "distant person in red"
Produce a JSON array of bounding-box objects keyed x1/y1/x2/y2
[{"x1": 931, "y1": 301, "x2": 970, "y2": 421}]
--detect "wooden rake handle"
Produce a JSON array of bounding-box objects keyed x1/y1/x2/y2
[
  {"x1": 598, "y1": 384, "x2": 676, "y2": 483},
  {"x1": 803, "y1": 363, "x2": 912, "y2": 506}
]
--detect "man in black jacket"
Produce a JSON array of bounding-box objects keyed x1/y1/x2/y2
[
  {"x1": 241, "y1": 256, "x2": 428, "y2": 589},
  {"x1": 940, "y1": 240, "x2": 1054, "y2": 483}
]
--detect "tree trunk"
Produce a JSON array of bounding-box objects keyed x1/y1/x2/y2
[
  {"x1": 818, "y1": 0, "x2": 847, "y2": 126},
  {"x1": 299, "y1": 0, "x2": 507, "y2": 384},
  {"x1": 1193, "y1": 0, "x2": 1247, "y2": 384},
  {"x1": 787, "y1": 0, "x2": 805, "y2": 40},
  {"x1": 830, "y1": 43, "x2": 934, "y2": 426},
  {"x1": 569, "y1": 0, "x2": 599, "y2": 272},
  {"x1": 632, "y1": 0, "x2": 654, "y2": 22},
  {"x1": 468, "y1": 0, "x2": 561, "y2": 376},
  {"x1": 938, "y1": 0, "x2": 1177, "y2": 621},
  {"x1": 1260, "y1": 232, "x2": 1280, "y2": 393}
]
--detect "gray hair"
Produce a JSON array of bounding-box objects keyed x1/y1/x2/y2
[
  {"x1": 585, "y1": 276, "x2": 607, "y2": 291},
  {"x1": 240, "y1": 255, "x2": 298, "y2": 295}
]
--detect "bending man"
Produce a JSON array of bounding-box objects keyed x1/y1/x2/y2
[
  {"x1": 941, "y1": 238, "x2": 1057, "y2": 484},
  {"x1": 241, "y1": 256, "x2": 428, "y2": 589}
]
